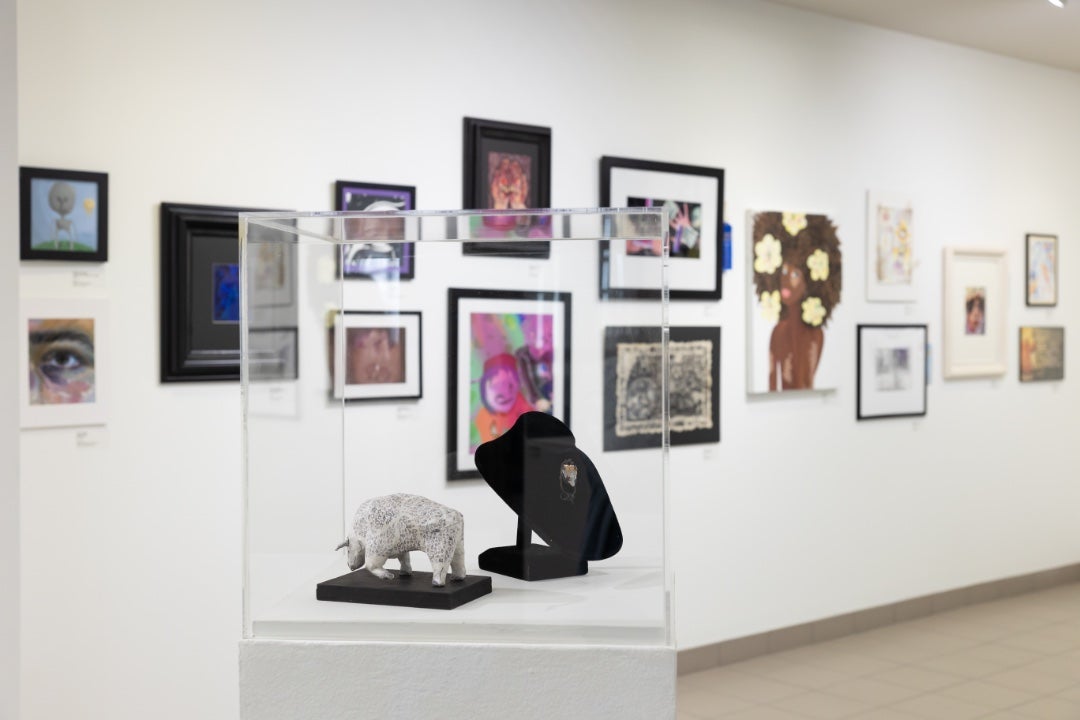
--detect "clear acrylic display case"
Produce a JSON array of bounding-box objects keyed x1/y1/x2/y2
[{"x1": 241, "y1": 208, "x2": 671, "y2": 647}]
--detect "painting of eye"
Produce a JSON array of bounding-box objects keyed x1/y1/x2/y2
[{"x1": 27, "y1": 318, "x2": 96, "y2": 405}]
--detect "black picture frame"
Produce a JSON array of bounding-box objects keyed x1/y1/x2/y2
[
  {"x1": 1025, "y1": 233, "x2": 1058, "y2": 307},
  {"x1": 334, "y1": 180, "x2": 417, "y2": 280},
  {"x1": 329, "y1": 310, "x2": 423, "y2": 402},
  {"x1": 856, "y1": 324, "x2": 928, "y2": 420},
  {"x1": 447, "y1": 288, "x2": 571, "y2": 481},
  {"x1": 462, "y1": 117, "x2": 552, "y2": 259},
  {"x1": 604, "y1": 326, "x2": 721, "y2": 451},
  {"x1": 161, "y1": 202, "x2": 275, "y2": 382},
  {"x1": 599, "y1": 156, "x2": 724, "y2": 301},
  {"x1": 20, "y1": 166, "x2": 109, "y2": 262}
]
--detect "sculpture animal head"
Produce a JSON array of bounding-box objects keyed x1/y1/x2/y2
[{"x1": 334, "y1": 536, "x2": 365, "y2": 571}]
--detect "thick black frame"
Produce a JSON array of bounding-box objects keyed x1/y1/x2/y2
[
  {"x1": 599, "y1": 156, "x2": 724, "y2": 301},
  {"x1": 856, "y1": 324, "x2": 928, "y2": 421},
  {"x1": 446, "y1": 287, "x2": 571, "y2": 481},
  {"x1": 334, "y1": 180, "x2": 417, "y2": 280},
  {"x1": 20, "y1": 166, "x2": 109, "y2": 262},
  {"x1": 1025, "y1": 233, "x2": 1058, "y2": 307},
  {"x1": 1019, "y1": 326, "x2": 1065, "y2": 382},
  {"x1": 160, "y1": 202, "x2": 273, "y2": 382},
  {"x1": 603, "y1": 326, "x2": 721, "y2": 451},
  {"x1": 332, "y1": 310, "x2": 423, "y2": 403},
  {"x1": 462, "y1": 117, "x2": 552, "y2": 259}
]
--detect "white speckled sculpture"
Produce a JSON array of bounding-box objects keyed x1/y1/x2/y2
[{"x1": 335, "y1": 493, "x2": 467, "y2": 587}]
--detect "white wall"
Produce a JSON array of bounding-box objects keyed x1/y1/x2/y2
[
  {"x1": 2, "y1": 0, "x2": 19, "y2": 716},
  {"x1": 16, "y1": 0, "x2": 1080, "y2": 718}
]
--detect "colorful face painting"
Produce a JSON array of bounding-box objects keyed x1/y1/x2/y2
[
  {"x1": 469, "y1": 312, "x2": 553, "y2": 450},
  {"x1": 964, "y1": 287, "x2": 986, "y2": 336},
  {"x1": 27, "y1": 318, "x2": 96, "y2": 405},
  {"x1": 627, "y1": 197, "x2": 702, "y2": 258},
  {"x1": 29, "y1": 178, "x2": 99, "y2": 252},
  {"x1": 487, "y1": 152, "x2": 532, "y2": 210},
  {"x1": 875, "y1": 204, "x2": 912, "y2": 285},
  {"x1": 750, "y1": 211, "x2": 843, "y2": 393},
  {"x1": 212, "y1": 263, "x2": 240, "y2": 324}
]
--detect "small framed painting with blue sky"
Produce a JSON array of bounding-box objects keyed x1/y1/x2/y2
[{"x1": 20, "y1": 166, "x2": 108, "y2": 262}]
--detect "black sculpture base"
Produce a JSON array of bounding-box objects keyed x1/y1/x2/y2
[
  {"x1": 316, "y1": 570, "x2": 491, "y2": 610},
  {"x1": 479, "y1": 543, "x2": 588, "y2": 581}
]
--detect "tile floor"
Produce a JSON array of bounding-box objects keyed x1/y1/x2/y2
[{"x1": 678, "y1": 582, "x2": 1080, "y2": 719}]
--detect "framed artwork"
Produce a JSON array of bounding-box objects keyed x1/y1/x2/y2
[
  {"x1": 866, "y1": 191, "x2": 915, "y2": 302},
  {"x1": 328, "y1": 311, "x2": 422, "y2": 402},
  {"x1": 248, "y1": 327, "x2": 299, "y2": 382},
  {"x1": 161, "y1": 202, "x2": 275, "y2": 382},
  {"x1": 447, "y1": 288, "x2": 571, "y2": 481},
  {"x1": 247, "y1": 220, "x2": 298, "y2": 311},
  {"x1": 1025, "y1": 233, "x2": 1058, "y2": 307},
  {"x1": 942, "y1": 248, "x2": 1007, "y2": 379},
  {"x1": 856, "y1": 324, "x2": 928, "y2": 420},
  {"x1": 19, "y1": 298, "x2": 109, "y2": 428},
  {"x1": 603, "y1": 326, "x2": 720, "y2": 451},
  {"x1": 334, "y1": 181, "x2": 416, "y2": 280},
  {"x1": 748, "y1": 210, "x2": 843, "y2": 394},
  {"x1": 599, "y1": 156, "x2": 724, "y2": 301},
  {"x1": 20, "y1": 166, "x2": 108, "y2": 262},
  {"x1": 462, "y1": 117, "x2": 552, "y2": 258},
  {"x1": 1019, "y1": 326, "x2": 1064, "y2": 382}
]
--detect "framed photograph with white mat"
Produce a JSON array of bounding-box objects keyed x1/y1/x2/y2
[
  {"x1": 599, "y1": 156, "x2": 723, "y2": 301},
  {"x1": 19, "y1": 298, "x2": 109, "y2": 428},
  {"x1": 856, "y1": 324, "x2": 927, "y2": 420},
  {"x1": 943, "y1": 248, "x2": 1007, "y2": 378},
  {"x1": 866, "y1": 191, "x2": 915, "y2": 302},
  {"x1": 330, "y1": 311, "x2": 422, "y2": 402}
]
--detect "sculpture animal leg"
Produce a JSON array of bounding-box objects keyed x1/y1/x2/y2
[
  {"x1": 365, "y1": 555, "x2": 394, "y2": 580},
  {"x1": 397, "y1": 552, "x2": 412, "y2": 576},
  {"x1": 431, "y1": 561, "x2": 448, "y2": 587},
  {"x1": 450, "y1": 542, "x2": 466, "y2": 581}
]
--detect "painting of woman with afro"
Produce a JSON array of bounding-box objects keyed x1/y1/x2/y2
[{"x1": 750, "y1": 211, "x2": 842, "y2": 392}]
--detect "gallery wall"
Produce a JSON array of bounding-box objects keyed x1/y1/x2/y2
[
  {"x1": 15, "y1": 0, "x2": 1080, "y2": 718},
  {"x1": 2, "y1": 0, "x2": 19, "y2": 716}
]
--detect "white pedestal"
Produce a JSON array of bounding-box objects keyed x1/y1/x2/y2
[{"x1": 239, "y1": 639, "x2": 675, "y2": 720}]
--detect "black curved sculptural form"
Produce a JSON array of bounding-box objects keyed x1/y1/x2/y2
[{"x1": 474, "y1": 411, "x2": 622, "y2": 581}]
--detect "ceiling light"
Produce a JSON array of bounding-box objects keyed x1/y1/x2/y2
[{"x1": 1048, "y1": 0, "x2": 1065, "y2": 8}]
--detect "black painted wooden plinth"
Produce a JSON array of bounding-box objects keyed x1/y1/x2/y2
[
  {"x1": 479, "y1": 543, "x2": 587, "y2": 581},
  {"x1": 316, "y1": 570, "x2": 491, "y2": 610}
]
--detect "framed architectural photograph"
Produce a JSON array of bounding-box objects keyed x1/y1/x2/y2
[
  {"x1": 462, "y1": 117, "x2": 552, "y2": 258},
  {"x1": 447, "y1": 288, "x2": 570, "y2": 480},
  {"x1": 856, "y1": 324, "x2": 927, "y2": 420},
  {"x1": 19, "y1": 298, "x2": 109, "y2": 428},
  {"x1": 248, "y1": 327, "x2": 299, "y2": 382},
  {"x1": 599, "y1": 156, "x2": 723, "y2": 301},
  {"x1": 866, "y1": 191, "x2": 915, "y2": 302},
  {"x1": 604, "y1": 326, "x2": 720, "y2": 451},
  {"x1": 748, "y1": 210, "x2": 843, "y2": 394},
  {"x1": 329, "y1": 311, "x2": 421, "y2": 402},
  {"x1": 161, "y1": 202, "x2": 275, "y2": 382},
  {"x1": 1020, "y1": 326, "x2": 1064, "y2": 382},
  {"x1": 1025, "y1": 233, "x2": 1058, "y2": 307},
  {"x1": 942, "y1": 247, "x2": 1007, "y2": 378},
  {"x1": 334, "y1": 181, "x2": 416, "y2": 280},
  {"x1": 20, "y1": 166, "x2": 108, "y2": 262}
]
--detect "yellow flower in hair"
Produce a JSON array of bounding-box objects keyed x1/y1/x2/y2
[
  {"x1": 782, "y1": 212, "x2": 807, "y2": 237},
  {"x1": 760, "y1": 290, "x2": 781, "y2": 323},
  {"x1": 753, "y1": 233, "x2": 782, "y2": 275},
  {"x1": 807, "y1": 248, "x2": 830, "y2": 282},
  {"x1": 896, "y1": 219, "x2": 909, "y2": 242},
  {"x1": 801, "y1": 296, "x2": 826, "y2": 327}
]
